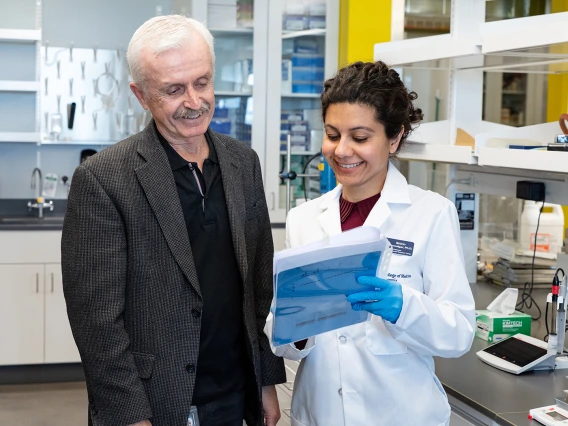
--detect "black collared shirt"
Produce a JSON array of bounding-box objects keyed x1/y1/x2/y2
[{"x1": 158, "y1": 129, "x2": 245, "y2": 405}]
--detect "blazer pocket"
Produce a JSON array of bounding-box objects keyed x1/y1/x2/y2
[
  {"x1": 365, "y1": 320, "x2": 408, "y2": 356},
  {"x1": 132, "y1": 352, "x2": 156, "y2": 379}
]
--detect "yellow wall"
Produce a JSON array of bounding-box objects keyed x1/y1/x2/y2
[
  {"x1": 548, "y1": 0, "x2": 568, "y2": 230},
  {"x1": 338, "y1": 0, "x2": 391, "y2": 66}
]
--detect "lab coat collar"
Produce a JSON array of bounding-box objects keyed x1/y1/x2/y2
[
  {"x1": 381, "y1": 162, "x2": 412, "y2": 205},
  {"x1": 317, "y1": 162, "x2": 411, "y2": 236}
]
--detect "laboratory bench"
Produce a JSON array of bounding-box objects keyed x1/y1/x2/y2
[{"x1": 435, "y1": 281, "x2": 562, "y2": 426}]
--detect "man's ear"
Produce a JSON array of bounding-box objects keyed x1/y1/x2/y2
[{"x1": 130, "y1": 82, "x2": 149, "y2": 110}]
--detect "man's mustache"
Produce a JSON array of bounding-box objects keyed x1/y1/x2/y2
[{"x1": 173, "y1": 102, "x2": 211, "y2": 119}]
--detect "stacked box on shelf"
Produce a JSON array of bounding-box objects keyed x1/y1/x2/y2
[
  {"x1": 281, "y1": 110, "x2": 310, "y2": 152},
  {"x1": 237, "y1": 0, "x2": 254, "y2": 28},
  {"x1": 282, "y1": 0, "x2": 326, "y2": 31},
  {"x1": 210, "y1": 106, "x2": 232, "y2": 138},
  {"x1": 208, "y1": 0, "x2": 238, "y2": 29},
  {"x1": 283, "y1": 40, "x2": 325, "y2": 94}
]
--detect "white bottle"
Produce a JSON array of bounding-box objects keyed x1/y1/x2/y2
[{"x1": 519, "y1": 201, "x2": 565, "y2": 254}]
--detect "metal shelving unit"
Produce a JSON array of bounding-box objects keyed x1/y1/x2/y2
[{"x1": 0, "y1": 1, "x2": 42, "y2": 145}]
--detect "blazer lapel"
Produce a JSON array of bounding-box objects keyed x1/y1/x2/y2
[
  {"x1": 209, "y1": 131, "x2": 248, "y2": 284},
  {"x1": 135, "y1": 122, "x2": 201, "y2": 296}
]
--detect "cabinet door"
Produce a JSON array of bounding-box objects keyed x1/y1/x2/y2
[
  {"x1": 44, "y1": 264, "x2": 81, "y2": 363},
  {"x1": 0, "y1": 264, "x2": 44, "y2": 365},
  {"x1": 263, "y1": 0, "x2": 340, "y2": 223}
]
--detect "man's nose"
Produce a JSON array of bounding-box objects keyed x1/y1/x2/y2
[{"x1": 182, "y1": 87, "x2": 201, "y2": 109}]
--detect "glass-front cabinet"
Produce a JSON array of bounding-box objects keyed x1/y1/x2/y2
[
  {"x1": 194, "y1": 1, "x2": 255, "y2": 147},
  {"x1": 261, "y1": 0, "x2": 339, "y2": 223}
]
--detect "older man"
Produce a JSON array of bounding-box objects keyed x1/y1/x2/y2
[{"x1": 62, "y1": 15, "x2": 285, "y2": 426}]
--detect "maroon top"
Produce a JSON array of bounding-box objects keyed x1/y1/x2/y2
[{"x1": 340, "y1": 192, "x2": 381, "y2": 231}]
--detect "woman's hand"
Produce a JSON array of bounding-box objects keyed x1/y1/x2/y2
[{"x1": 347, "y1": 276, "x2": 403, "y2": 323}]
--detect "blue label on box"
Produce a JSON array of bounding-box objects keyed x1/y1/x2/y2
[{"x1": 387, "y1": 238, "x2": 414, "y2": 256}]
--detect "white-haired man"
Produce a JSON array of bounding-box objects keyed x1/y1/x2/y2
[{"x1": 62, "y1": 15, "x2": 286, "y2": 426}]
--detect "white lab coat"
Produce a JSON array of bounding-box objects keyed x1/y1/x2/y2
[{"x1": 268, "y1": 163, "x2": 475, "y2": 426}]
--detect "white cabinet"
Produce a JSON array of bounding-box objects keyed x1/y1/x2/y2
[
  {"x1": 44, "y1": 264, "x2": 80, "y2": 363},
  {"x1": 0, "y1": 262, "x2": 80, "y2": 366},
  {"x1": 0, "y1": 231, "x2": 80, "y2": 366},
  {"x1": 0, "y1": 264, "x2": 45, "y2": 365}
]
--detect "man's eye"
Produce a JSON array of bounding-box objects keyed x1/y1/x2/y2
[{"x1": 169, "y1": 88, "x2": 180, "y2": 95}]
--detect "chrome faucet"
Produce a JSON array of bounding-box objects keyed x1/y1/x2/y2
[{"x1": 28, "y1": 167, "x2": 53, "y2": 218}]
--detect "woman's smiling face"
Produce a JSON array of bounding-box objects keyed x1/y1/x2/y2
[{"x1": 322, "y1": 102, "x2": 401, "y2": 202}]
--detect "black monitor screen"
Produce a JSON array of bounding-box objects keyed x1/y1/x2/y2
[{"x1": 482, "y1": 337, "x2": 547, "y2": 367}]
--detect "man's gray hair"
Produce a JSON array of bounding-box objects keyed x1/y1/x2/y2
[{"x1": 127, "y1": 15, "x2": 215, "y2": 88}]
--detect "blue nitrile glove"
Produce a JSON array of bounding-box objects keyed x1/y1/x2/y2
[{"x1": 347, "y1": 276, "x2": 403, "y2": 323}]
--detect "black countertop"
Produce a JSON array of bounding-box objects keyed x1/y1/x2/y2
[
  {"x1": 435, "y1": 281, "x2": 562, "y2": 426},
  {"x1": 0, "y1": 199, "x2": 66, "y2": 231}
]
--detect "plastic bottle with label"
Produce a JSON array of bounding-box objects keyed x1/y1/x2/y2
[{"x1": 519, "y1": 201, "x2": 565, "y2": 254}]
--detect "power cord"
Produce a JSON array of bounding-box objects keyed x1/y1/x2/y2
[
  {"x1": 516, "y1": 197, "x2": 545, "y2": 321},
  {"x1": 302, "y1": 152, "x2": 322, "y2": 202},
  {"x1": 445, "y1": 175, "x2": 476, "y2": 197}
]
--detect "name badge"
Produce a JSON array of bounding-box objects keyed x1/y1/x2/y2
[{"x1": 387, "y1": 238, "x2": 414, "y2": 256}]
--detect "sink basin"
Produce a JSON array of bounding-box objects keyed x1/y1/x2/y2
[{"x1": 0, "y1": 216, "x2": 64, "y2": 226}]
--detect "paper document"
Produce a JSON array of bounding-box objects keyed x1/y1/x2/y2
[{"x1": 272, "y1": 226, "x2": 392, "y2": 347}]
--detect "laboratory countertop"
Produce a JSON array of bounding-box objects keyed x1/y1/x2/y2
[
  {"x1": 435, "y1": 281, "x2": 561, "y2": 426},
  {"x1": 0, "y1": 199, "x2": 65, "y2": 230}
]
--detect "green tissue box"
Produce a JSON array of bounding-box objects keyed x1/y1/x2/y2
[{"x1": 475, "y1": 310, "x2": 531, "y2": 343}]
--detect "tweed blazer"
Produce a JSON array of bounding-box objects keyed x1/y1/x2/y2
[{"x1": 61, "y1": 121, "x2": 286, "y2": 426}]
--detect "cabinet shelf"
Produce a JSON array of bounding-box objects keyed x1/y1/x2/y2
[
  {"x1": 0, "y1": 132, "x2": 40, "y2": 143},
  {"x1": 40, "y1": 140, "x2": 117, "y2": 146},
  {"x1": 215, "y1": 90, "x2": 252, "y2": 96},
  {"x1": 477, "y1": 147, "x2": 568, "y2": 174},
  {"x1": 282, "y1": 29, "x2": 326, "y2": 39},
  {"x1": 0, "y1": 81, "x2": 40, "y2": 92},
  {"x1": 0, "y1": 29, "x2": 41, "y2": 43},
  {"x1": 397, "y1": 143, "x2": 475, "y2": 165},
  {"x1": 375, "y1": 11, "x2": 568, "y2": 73},
  {"x1": 210, "y1": 28, "x2": 253, "y2": 35},
  {"x1": 280, "y1": 151, "x2": 321, "y2": 156},
  {"x1": 282, "y1": 93, "x2": 321, "y2": 98}
]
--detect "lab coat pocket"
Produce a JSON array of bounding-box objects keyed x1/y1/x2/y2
[
  {"x1": 365, "y1": 320, "x2": 407, "y2": 355},
  {"x1": 290, "y1": 412, "x2": 309, "y2": 426}
]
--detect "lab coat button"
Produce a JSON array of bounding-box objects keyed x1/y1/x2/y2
[
  {"x1": 339, "y1": 335, "x2": 347, "y2": 344},
  {"x1": 338, "y1": 388, "x2": 342, "y2": 396},
  {"x1": 191, "y1": 309, "x2": 201, "y2": 318},
  {"x1": 186, "y1": 364, "x2": 196, "y2": 373}
]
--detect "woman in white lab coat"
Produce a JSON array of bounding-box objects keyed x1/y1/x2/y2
[{"x1": 272, "y1": 61, "x2": 476, "y2": 426}]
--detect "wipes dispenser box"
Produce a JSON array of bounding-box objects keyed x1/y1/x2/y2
[
  {"x1": 475, "y1": 288, "x2": 531, "y2": 342},
  {"x1": 475, "y1": 310, "x2": 531, "y2": 342}
]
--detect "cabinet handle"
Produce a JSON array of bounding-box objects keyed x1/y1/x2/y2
[
  {"x1": 270, "y1": 192, "x2": 275, "y2": 211},
  {"x1": 36, "y1": 273, "x2": 39, "y2": 293},
  {"x1": 51, "y1": 273, "x2": 54, "y2": 293}
]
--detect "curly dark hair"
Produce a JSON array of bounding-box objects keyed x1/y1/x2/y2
[{"x1": 321, "y1": 61, "x2": 423, "y2": 155}]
